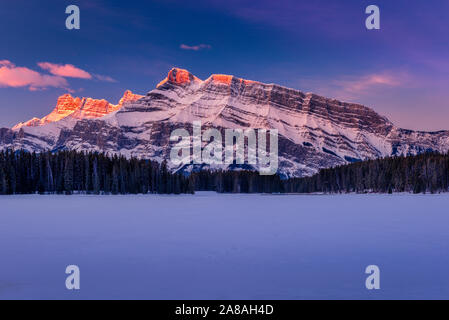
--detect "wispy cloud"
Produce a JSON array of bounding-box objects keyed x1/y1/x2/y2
[
  {"x1": 0, "y1": 60, "x2": 116, "y2": 91},
  {"x1": 180, "y1": 44, "x2": 211, "y2": 51},
  {"x1": 37, "y1": 62, "x2": 92, "y2": 79},
  {"x1": 93, "y1": 74, "x2": 117, "y2": 82},
  {"x1": 298, "y1": 71, "x2": 409, "y2": 102},
  {"x1": 0, "y1": 60, "x2": 68, "y2": 91},
  {"x1": 334, "y1": 73, "x2": 403, "y2": 97},
  {"x1": 0, "y1": 60, "x2": 14, "y2": 68}
]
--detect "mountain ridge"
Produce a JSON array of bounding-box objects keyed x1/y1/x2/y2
[
  {"x1": 2, "y1": 67, "x2": 449, "y2": 177},
  {"x1": 12, "y1": 90, "x2": 144, "y2": 130}
]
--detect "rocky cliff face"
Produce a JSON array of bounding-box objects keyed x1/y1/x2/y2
[
  {"x1": 3, "y1": 68, "x2": 449, "y2": 177},
  {"x1": 12, "y1": 90, "x2": 144, "y2": 130}
]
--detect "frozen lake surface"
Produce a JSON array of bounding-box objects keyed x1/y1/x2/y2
[{"x1": 1, "y1": 192, "x2": 449, "y2": 300}]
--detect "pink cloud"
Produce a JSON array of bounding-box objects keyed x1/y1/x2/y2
[
  {"x1": 93, "y1": 74, "x2": 117, "y2": 82},
  {"x1": 335, "y1": 73, "x2": 402, "y2": 95},
  {"x1": 180, "y1": 44, "x2": 211, "y2": 51},
  {"x1": 298, "y1": 71, "x2": 409, "y2": 102},
  {"x1": 38, "y1": 62, "x2": 92, "y2": 79},
  {"x1": 0, "y1": 60, "x2": 117, "y2": 91},
  {"x1": 0, "y1": 61, "x2": 68, "y2": 90},
  {"x1": 0, "y1": 60, "x2": 15, "y2": 67}
]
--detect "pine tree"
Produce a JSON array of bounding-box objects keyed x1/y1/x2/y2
[
  {"x1": 64, "y1": 153, "x2": 74, "y2": 194},
  {"x1": 92, "y1": 157, "x2": 100, "y2": 194}
]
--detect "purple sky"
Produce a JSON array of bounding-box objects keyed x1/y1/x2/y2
[{"x1": 0, "y1": 0, "x2": 448, "y2": 131}]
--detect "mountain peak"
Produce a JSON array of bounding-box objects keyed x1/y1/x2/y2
[
  {"x1": 12, "y1": 90, "x2": 143, "y2": 130},
  {"x1": 157, "y1": 67, "x2": 201, "y2": 87},
  {"x1": 117, "y1": 90, "x2": 144, "y2": 108},
  {"x1": 157, "y1": 68, "x2": 261, "y2": 89},
  {"x1": 5, "y1": 68, "x2": 449, "y2": 178},
  {"x1": 209, "y1": 74, "x2": 234, "y2": 85},
  {"x1": 206, "y1": 74, "x2": 259, "y2": 86}
]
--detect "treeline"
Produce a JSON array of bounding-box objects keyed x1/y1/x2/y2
[
  {"x1": 191, "y1": 170, "x2": 283, "y2": 193},
  {"x1": 283, "y1": 152, "x2": 449, "y2": 194},
  {"x1": 0, "y1": 149, "x2": 194, "y2": 195},
  {"x1": 2, "y1": 149, "x2": 449, "y2": 195},
  {"x1": 192, "y1": 152, "x2": 449, "y2": 194}
]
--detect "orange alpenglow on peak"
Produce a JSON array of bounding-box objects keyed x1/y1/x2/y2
[
  {"x1": 210, "y1": 74, "x2": 233, "y2": 85},
  {"x1": 156, "y1": 68, "x2": 258, "y2": 88},
  {"x1": 208, "y1": 74, "x2": 258, "y2": 86},
  {"x1": 157, "y1": 67, "x2": 202, "y2": 87},
  {"x1": 12, "y1": 90, "x2": 144, "y2": 130},
  {"x1": 118, "y1": 90, "x2": 144, "y2": 108},
  {"x1": 42, "y1": 94, "x2": 83, "y2": 123},
  {"x1": 71, "y1": 97, "x2": 114, "y2": 120}
]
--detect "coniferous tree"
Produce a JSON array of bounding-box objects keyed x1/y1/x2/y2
[
  {"x1": 64, "y1": 153, "x2": 73, "y2": 195},
  {"x1": 2, "y1": 148, "x2": 449, "y2": 195},
  {"x1": 0, "y1": 149, "x2": 194, "y2": 195},
  {"x1": 92, "y1": 157, "x2": 100, "y2": 195}
]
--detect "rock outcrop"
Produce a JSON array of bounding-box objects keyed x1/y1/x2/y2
[{"x1": 3, "y1": 67, "x2": 449, "y2": 177}]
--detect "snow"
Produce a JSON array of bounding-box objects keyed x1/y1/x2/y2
[
  {"x1": 1, "y1": 192, "x2": 449, "y2": 299},
  {"x1": 6, "y1": 72, "x2": 449, "y2": 178}
]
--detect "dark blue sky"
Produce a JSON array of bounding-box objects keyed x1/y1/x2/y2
[{"x1": 1, "y1": 0, "x2": 448, "y2": 130}]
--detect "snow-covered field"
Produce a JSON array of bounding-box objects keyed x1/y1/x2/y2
[{"x1": 1, "y1": 192, "x2": 449, "y2": 300}]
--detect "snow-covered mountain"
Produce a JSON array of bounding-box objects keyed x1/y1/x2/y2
[
  {"x1": 2, "y1": 67, "x2": 449, "y2": 177},
  {"x1": 12, "y1": 90, "x2": 144, "y2": 130}
]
